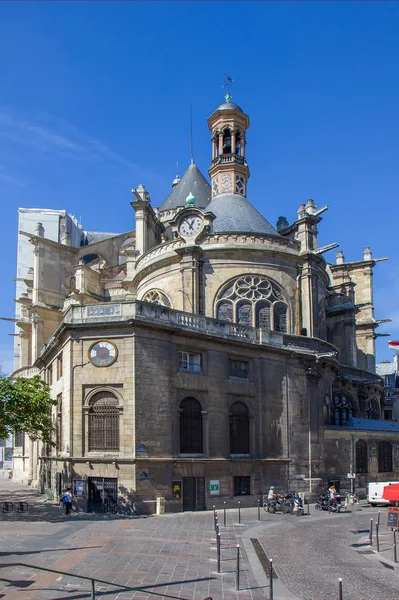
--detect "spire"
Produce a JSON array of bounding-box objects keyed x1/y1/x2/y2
[
  {"x1": 171, "y1": 162, "x2": 180, "y2": 188},
  {"x1": 189, "y1": 102, "x2": 194, "y2": 165}
]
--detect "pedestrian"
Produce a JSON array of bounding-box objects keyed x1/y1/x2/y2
[{"x1": 62, "y1": 487, "x2": 73, "y2": 515}]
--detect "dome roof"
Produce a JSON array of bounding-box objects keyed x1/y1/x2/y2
[
  {"x1": 215, "y1": 101, "x2": 243, "y2": 113},
  {"x1": 207, "y1": 193, "x2": 279, "y2": 236},
  {"x1": 159, "y1": 163, "x2": 211, "y2": 211}
]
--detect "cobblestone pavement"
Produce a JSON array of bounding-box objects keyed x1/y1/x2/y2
[{"x1": 0, "y1": 479, "x2": 399, "y2": 600}]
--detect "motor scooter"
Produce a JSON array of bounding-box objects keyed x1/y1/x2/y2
[{"x1": 315, "y1": 492, "x2": 344, "y2": 512}]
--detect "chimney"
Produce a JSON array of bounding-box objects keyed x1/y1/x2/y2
[{"x1": 394, "y1": 353, "x2": 399, "y2": 374}]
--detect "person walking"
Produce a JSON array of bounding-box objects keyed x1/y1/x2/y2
[{"x1": 62, "y1": 487, "x2": 73, "y2": 515}]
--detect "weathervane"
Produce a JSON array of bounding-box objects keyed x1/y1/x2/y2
[{"x1": 223, "y1": 74, "x2": 233, "y2": 102}]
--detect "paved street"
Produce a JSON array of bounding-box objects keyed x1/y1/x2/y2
[{"x1": 1, "y1": 478, "x2": 399, "y2": 600}]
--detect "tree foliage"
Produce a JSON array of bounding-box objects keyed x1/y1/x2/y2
[{"x1": 0, "y1": 375, "x2": 56, "y2": 444}]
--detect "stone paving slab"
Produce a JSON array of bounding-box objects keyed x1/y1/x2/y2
[{"x1": 1, "y1": 480, "x2": 399, "y2": 600}]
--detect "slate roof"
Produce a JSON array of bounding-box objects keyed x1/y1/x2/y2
[
  {"x1": 376, "y1": 362, "x2": 396, "y2": 376},
  {"x1": 346, "y1": 417, "x2": 399, "y2": 432},
  {"x1": 159, "y1": 163, "x2": 211, "y2": 211},
  {"x1": 206, "y1": 193, "x2": 279, "y2": 236}
]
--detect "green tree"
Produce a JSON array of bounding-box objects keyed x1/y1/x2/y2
[{"x1": 0, "y1": 375, "x2": 56, "y2": 444}]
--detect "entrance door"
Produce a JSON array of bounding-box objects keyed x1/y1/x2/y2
[
  {"x1": 88, "y1": 477, "x2": 118, "y2": 514},
  {"x1": 182, "y1": 477, "x2": 205, "y2": 511}
]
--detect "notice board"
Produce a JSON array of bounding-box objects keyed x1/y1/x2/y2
[{"x1": 386, "y1": 508, "x2": 399, "y2": 529}]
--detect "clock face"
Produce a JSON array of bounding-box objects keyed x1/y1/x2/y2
[
  {"x1": 89, "y1": 341, "x2": 118, "y2": 367},
  {"x1": 179, "y1": 216, "x2": 203, "y2": 237}
]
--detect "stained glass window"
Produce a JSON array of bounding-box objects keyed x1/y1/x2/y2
[
  {"x1": 256, "y1": 302, "x2": 271, "y2": 329},
  {"x1": 274, "y1": 303, "x2": 287, "y2": 333},
  {"x1": 217, "y1": 302, "x2": 234, "y2": 322},
  {"x1": 237, "y1": 302, "x2": 252, "y2": 325}
]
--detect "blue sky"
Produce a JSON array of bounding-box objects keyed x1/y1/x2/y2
[{"x1": 0, "y1": 1, "x2": 398, "y2": 373}]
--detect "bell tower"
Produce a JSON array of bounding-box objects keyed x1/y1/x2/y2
[{"x1": 207, "y1": 91, "x2": 250, "y2": 198}]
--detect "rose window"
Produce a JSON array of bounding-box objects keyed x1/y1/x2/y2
[{"x1": 216, "y1": 275, "x2": 288, "y2": 332}]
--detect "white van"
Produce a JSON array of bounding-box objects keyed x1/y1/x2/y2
[{"x1": 368, "y1": 481, "x2": 399, "y2": 506}]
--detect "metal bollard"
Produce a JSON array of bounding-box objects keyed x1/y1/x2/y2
[
  {"x1": 91, "y1": 579, "x2": 96, "y2": 600},
  {"x1": 328, "y1": 499, "x2": 331, "y2": 514},
  {"x1": 376, "y1": 522, "x2": 380, "y2": 552},
  {"x1": 223, "y1": 501, "x2": 226, "y2": 527},
  {"x1": 377, "y1": 511, "x2": 381, "y2": 528},
  {"x1": 307, "y1": 497, "x2": 310, "y2": 516},
  {"x1": 236, "y1": 544, "x2": 240, "y2": 590},
  {"x1": 394, "y1": 530, "x2": 397, "y2": 563},
  {"x1": 369, "y1": 519, "x2": 373, "y2": 547},
  {"x1": 217, "y1": 533, "x2": 221, "y2": 573},
  {"x1": 338, "y1": 577, "x2": 343, "y2": 600},
  {"x1": 238, "y1": 501, "x2": 241, "y2": 524},
  {"x1": 269, "y1": 558, "x2": 274, "y2": 600},
  {"x1": 213, "y1": 505, "x2": 216, "y2": 520},
  {"x1": 257, "y1": 499, "x2": 260, "y2": 521}
]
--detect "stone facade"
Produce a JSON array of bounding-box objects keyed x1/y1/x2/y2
[{"x1": 5, "y1": 94, "x2": 397, "y2": 512}]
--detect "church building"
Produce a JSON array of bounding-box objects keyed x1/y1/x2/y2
[{"x1": 6, "y1": 92, "x2": 399, "y2": 513}]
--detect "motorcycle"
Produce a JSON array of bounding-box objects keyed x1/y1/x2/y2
[
  {"x1": 264, "y1": 492, "x2": 304, "y2": 516},
  {"x1": 315, "y1": 492, "x2": 344, "y2": 512}
]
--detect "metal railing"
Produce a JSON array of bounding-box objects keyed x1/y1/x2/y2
[{"x1": 0, "y1": 562, "x2": 213, "y2": 600}]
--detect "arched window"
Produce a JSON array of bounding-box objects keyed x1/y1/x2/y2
[
  {"x1": 142, "y1": 289, "x2": 171, "y2": 307},
  {"x1": 230, "y1": 402, "x2": 250, "y2": 454},
  {"x1": 333, "y1": 395, "x2": 356, "y2": 426},
  {"x1": 237, "y1": 302, "x2": 252, "y2": 326},
  {"x1": 215, "y1": 275, "x2": 288, "y2": 332},
  {"x1": 356, "y1": 440, "x2": 368, "y2": 474},
  {"x1": 274, "y1": 303, "x2": 287, "y2": 333},
  {"x1": 223, "y1": 128, "x2": 232, "y2": 154},
  {"x1": 217, "y1": 301, "x2": 233, "y2": 322},
  {"x1": 179, "y1": 398, "x2": 203, "y2": 454},
  {"x1": 378, "y1": 441, "x2": 393, "y2": 473},
  {"x1": 88, "y1": 392, "x2": 120, "y2": 452},
  {"x1": 256, "y1": 302, "x2": 271, "y2": 329}
]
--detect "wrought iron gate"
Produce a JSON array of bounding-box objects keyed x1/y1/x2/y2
[
  {"x1": 182, "y1": 477, "x2": 205, "y2": 511},
  {"x1": 88, "y1": 477, "x2": 118, "y2": 514}
]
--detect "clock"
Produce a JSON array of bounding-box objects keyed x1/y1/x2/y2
[
  {"x1": 179, "y1": 215, "x2": 203, "y2": 237},
  {"x1": 88, "y1": 340, "x2": 118, "y2": 367}
]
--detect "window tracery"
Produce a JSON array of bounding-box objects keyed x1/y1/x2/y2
[
  {"x1": 142, "y1": 289, "x2": 171, "y2": 307},
  {"x1": 332, "y1": 395, "x2": 356, "y2": 426},
  {"x1": 215, "y1": 275, "x2": 288, "y2": 332}
]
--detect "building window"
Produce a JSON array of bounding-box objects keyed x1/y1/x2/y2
[
  {"x1": 215, "y1": 275, "x2": 288, "y2": 333},
  {"x1": 142, "y1": 289, "x2": 171, "y2": 307},
  {"x1": 179, "y1": 397, "x2": 203, "y2": 453},
  {"x1": 48, "y1": 363, "x2": 53, "y2": 386},
  {"x1": 179, "y1": 351, "x2": 201, "y2": 373},
  {"x1": 229, "y1": 359, "x2": 248, "y2": 379},
  {"x1": 332, "y1": 395, "x2": 355, "y2": 426},
  {"x1": 384, "y1": 376, "x2": 392, "y2": 388},
  {"x1": 88, "y1": 392, "x2": 120, "y2": 452},
  {"x1": 14, "y1": 431, "x2": 24, "y2": 448},
  {"x1": 56, "y1": 394, "x2": 62, "y2": 452},
  {"x1": 57, "y1": 355, "x2": 63, "y2": 380},
  {"x1": 378, "y1": 441, "x2": 393, "y2": 473},
  {"x1": 234, "y1": 476, "x2": 251, "y2": 496},
  {"x1": 384, "y1": 410, "x2": 393, "y2": 420},
  {"x1": 355, "y1": 440, "x2": 368, "y2": 474},
  {"x1": 230, "y1": 402, "x2": 250, "y2": 454}
]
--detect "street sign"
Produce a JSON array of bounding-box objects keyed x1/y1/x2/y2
[{"x1": 347, "y1": 473, "x2": 356, "y2": 479}]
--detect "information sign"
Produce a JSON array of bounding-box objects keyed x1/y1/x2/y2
[
  {"x1": 387, "y1": 508, "x2": 399, "y2": 530},
  {"x1": 210, "y1": 480, "x2": 220, "y2": 495}
]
